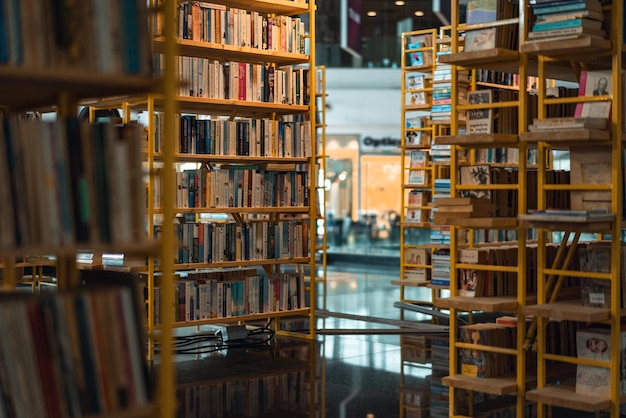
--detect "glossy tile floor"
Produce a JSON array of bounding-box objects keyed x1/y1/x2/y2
[{"x1": 171, "y1": 261, "x2": 624, "y2": 418}]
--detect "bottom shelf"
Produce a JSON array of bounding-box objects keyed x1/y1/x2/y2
[{"x1": 84, "y1": 404, "x2": 157, "y2": 418}]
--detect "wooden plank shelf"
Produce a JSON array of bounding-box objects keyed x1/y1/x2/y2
[
  {"x1": 202, "y1": 0, "x2": 309, "y2": 15},
  {"x1": 526, "y1": 385, "x2": 610, "y2": 412},
  {"x1": 391, "y1": 280, "x2": 430, "y2": 287},
  {"x1": 435, "y1": 133, "x2": 518, "y2": 146},
  {"x1": 518, "y1": 218, "x2": 613, "y2": 233},
  {"x1": 523, "y1": 301, "x2": 611, "y2": 322},
  {"x1": 434, "y1": 296, "x2": 518, "y2": 312},
  {"x1": 437, "y1": 48, "x2": 519, "y2": 69},
  {"x1": 153, "y1": 37, "x2": 308, "y2": 65},
  {"x1": 520, "y1": 129, "x2": 611, "y2": 144},
  {"x1": 0, "y1": 66, "x2": 157, "y2": 111},
  {"x1": 153, "y1": 153, "x2": 310, "y2": 164},
  {"x1": 443, "y1": 374, "x2": 518, "y2": 396},
  {"x1": 151, "y1": 96, "x2": 309, "y2": 117},
  {"x1": 154, "y1": 206, "x2": 310, "y2": 214},
  {"x1": 434, "y1": 217, "x2": 518, "y2": 229},
  {"x1": 521, "y1": 37, "x2": 612, "y2": 57}
]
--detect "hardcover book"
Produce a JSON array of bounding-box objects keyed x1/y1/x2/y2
[
  {"x1": 578, "y1": 242, "x2": 611, "y2": 308},
  {"x1": 575, "y1": 70, "x2": 612, "y2": 121},
  {"x1": 467, "y1": 90, "x2": 493, "y2": 134}
]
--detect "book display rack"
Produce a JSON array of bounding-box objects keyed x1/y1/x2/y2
[
  {"x1": 424, "y1": 0, "x2": 626, "y2": 416},
  {"x1": 397, "y1": 29, "x2": 440, "y2": 306}
]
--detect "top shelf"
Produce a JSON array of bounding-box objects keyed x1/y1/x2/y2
[
  {"x1": 206, "y1": 0, "x2": 310, "y2": 16},
  {"x1": 0, "y1": 66, "x2": 157, "y2": 112}
]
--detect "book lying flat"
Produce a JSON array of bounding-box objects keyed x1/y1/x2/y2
[
  {"x1": 528, "y1": 116, "x2": 609, "y2": 130},
  {"x1": 519, "y1": 209, "x2": 614, "y2": 223}
]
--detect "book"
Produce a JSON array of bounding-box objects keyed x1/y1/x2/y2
[
  {"x1": 532, "y1": 17, "x2": 603, "y2": 32},
  {"x1": 465, "y1": 28, "x2": 496, "y2": 51},
  {"x1": 459, "y1": 165, "x2": 491, "y2": 199},
  {"x1": 532, "y1": 0, "x2": 603, "y2": 15},
  {"x1": 527, "y1": 25, "x2": 605, "y2": 40},
  {"x1": 519, "y1": 209, "x2": 614, "y2": 223},
  {"x1": 578, "y1": 242, "x2": 611, "y2": 308},
  {"x1": 467, "y1": 90, "x2": 493, "y2": 134},
  {"x1": 570, "y1": 146, "x2": 612, "y2": 211},
  {"x1": 528, "y1": 116, "x2": 609, "y2": 130},
  {"x1": 404, "y1": 248, "x2": 429, "y2": 282},
  {"x1": 409, "y1": 150, "x2": 428, "y2": 168},
  {"x1": 534, "y1": 8, "x2": 604, "y2": 22},
  {"x1": 405, "y1": 73, "x2": 426, "y2": 105},
  {"x1": 575, "y1": 70, "x2": 612, "y2": 120},
  {"x1": 575, "y1": 328, "x2": 614, "y2": 396}
]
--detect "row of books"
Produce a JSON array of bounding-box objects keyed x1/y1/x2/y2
[
  {"x1": 170, "y1": 167, "x2": 310, "y2": 210},
  {"x1": 155, "y1": 220, "x2": 310, "y2": 265},
  {"x1": 0, "y1": 0, "x2": 151, "y2": 74},
  {"x1": 172, "y1": 1, "x2": 308, "y2": 55},
  {"x1": 154, "y1": 114, "x2": 312, "y2": 158},
  {"x1": 175, "y1": 370, "x2": 313, "y2": 417},
  {"x1": 153, "y1": 56, "x2": 311, "y2": 105},
  {"x1": 0, "y1": 117, "x2": 146, "y2": 250},
  {"x1": 147, "y1": 271, "x2": 306, "y2": 324},
  {"x1": 0, "y1": 286, "x2": 150, "y2": 417},
  {"x1": 459, "y1": 318, "x2": 584, "y2": 378}
]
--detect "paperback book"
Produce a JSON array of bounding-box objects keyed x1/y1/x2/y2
[{"x1": 467, "y1": 90, "x2": 493, "y2": 134}]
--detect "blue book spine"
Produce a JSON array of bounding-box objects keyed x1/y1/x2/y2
[
  {"x1": 532, "y1": 18, "x2": 584, "y2": 30},
  {"x1": 532, "y1": 2, "x2": 589, "y2": 14},
  {"x1": 120, "y1": 0, "x2": 141, "y2": 73}
]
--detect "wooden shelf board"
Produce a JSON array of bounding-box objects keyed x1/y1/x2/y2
[
  {"x1": 202, "y1": 0, "x2": 309, "y2": 15},
  {"x1": 171, "y1": 257, "x2": 311, "y2": 270},
  {"x1": 435, "y1": 217, "x2": 518, "y2": 229},
  {"x1": 169, "y1": 308, "x2": 311, "y2": 328},
  {"x1": 435, "y1": 133, "x2": 518, "y2": 146},
  {"x1": 160, "y1": 206, "x2": 310, "y2": 214},
  {"x1": 152, "y1": 96, "x2": 309, "y2": 117},
  {"x1": 523, "y1": 301, "x2": 610, "y2": 322},
  {"x1": 401, "y1": 221, "x2": 431, "y2": 228},
  {"x1": 526, "y1": 385, "x2": 610, "y2": 412},
  {"x1": 391, "y1": 280, "x2": 430, "y2": 287},
  {"x1": 434, "y1": 296, "x2": 518, "y2": 312},
  {"x1": 437, "y1": 48, "x2": 519, "y2": 68},
  {"x1": 443, "y1": 374, "x2": 518, "y2": 395},
  {"x1": 520, "y1": 129, "x2": 611, "y2": 144},
  {"x1": 521, "y1": 37, "x2": 612, "y2": 57},
  {"x1": 153, "y1": 153, "x2": 310, "y2": 164},
  {"x1": 153, "y1": 37, "x2": 309, "y2": 65},
  {"x1": 404, "y1": 104, "x2": 432, "y2": 111},
  {"x1": 0, "y1": 241, "x2": 160, "y2": 259},
  {"x1": 0, "y1": 66, "x2": 157, "y2": 111},
  {"x1": 428, "y1": 283, "x2": 450, "y2": 289},
  {"x1": 83, "y1": 404, "x2": 157, "y2": 418}
]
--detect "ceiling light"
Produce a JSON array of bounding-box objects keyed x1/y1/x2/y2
[
  {"x1": 367, "y1": 10, "x2": 377, "y2": 16},
  {"x1": 395, "y1": 1, "x2": 405, "y2": 5},
  {"x1": 415, "y1": 10, "x2": 425, "y2": 16}
]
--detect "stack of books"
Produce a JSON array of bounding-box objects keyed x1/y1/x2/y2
[
  {"x1": 528, "y1": 0, "x2": 606, "y2": 42},
  {"x1": 433, "y1": 197, "x2": 493, "y2": 225}
]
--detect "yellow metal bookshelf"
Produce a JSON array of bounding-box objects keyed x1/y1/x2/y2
[
  {"x1": 314, "y1": 65, "x2": 328, "y2": 301},
  {"x1": 432, "y1": 1, "x2": 532, "y2": 416},
  {"x1": 517, "y1": 0, "x2": 624, "y2": 414},
  {"x1": 143, "y1": 0, "x2": 320, "y2": 346},
  {"x1": 397, "y1": 28, "x2": 438, "y2": 307}
]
